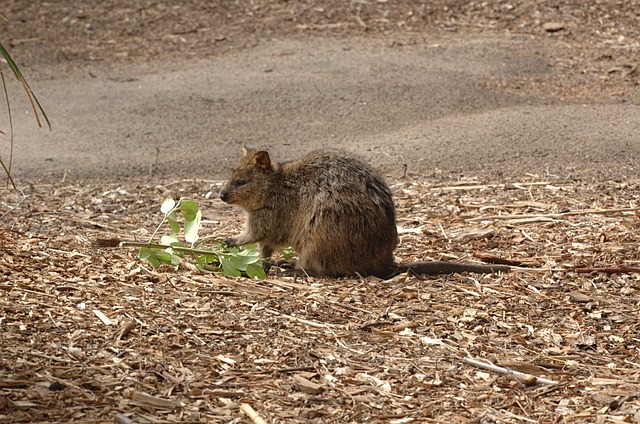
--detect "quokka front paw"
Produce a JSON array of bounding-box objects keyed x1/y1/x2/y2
[{"x1": 223, "y1": 237, "x2": 239, "y2": 247}]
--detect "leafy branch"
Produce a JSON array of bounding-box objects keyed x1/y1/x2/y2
[{"x1": 136, "y1": 197, "x2": 266, "y2": 279}]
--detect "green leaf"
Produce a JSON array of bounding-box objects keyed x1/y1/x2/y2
[
  {"x1": 230, "y1": 252, "x2": 259, "y2": 271},
  {"x1": 167, "y1": 253, "x2": 181, "y2": 266},
  {"x1": 281, "y1": 246, "x2": 296, "y2": 260},
  {"x1": 221, "y1": 257, "x2": 241, "y2": 277},
  {"x1": 139, "y1": 247, "x2": 177, "y2": 268},
  {"x1": 160, "y1": 233, "x2": 180, "y2": 246},
  {"x1": 235, "y1": 249, "x2": 261, "y2": 265},
  {"x1": 184, "y1": 210, "x2": 202, "y2": 244},
  {"x1": 198, "y1": 254, "x2": 220, "y2": 267},
  {"x1": 139, "y1": 247, "x2": 160, "y2": 267},
  {"x1": 161, "y1": 197, "x2": 176, "y2": 214},
  {"x1": 168, "y1": 219, "x2": 180, "y2": 234},
  {"x1": 179, "y1": 200, "x2": 200, "y2": 221},
  {"x1": 156, "y1": 250, "x2": 177, "y2": 264},
  {"x1": 230, "y1": 255, "x2": 247, "y2": 271},
  {"x1": 246, "y1": 263, "x2": 266, "y2": 279},
  {"x1": 237, "y1": 248, "x2": 260, "y2": 259}
]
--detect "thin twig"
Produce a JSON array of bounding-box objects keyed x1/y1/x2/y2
[
  {"x1": 194, "y1": 277, "x2": 292, "y2": 300},
  {"x1": 0, "y1": 191, "x2": 28, "y2": 219},
  {"x1": 432, "y1": 182, "x2": 553, "y2": 191},
  {"x1": 265, "y1": 308, "x2": 339, "y2": 329},
  {"x1": 467, "y1": 207, "x2": 640, "y2": 222},
  {"x1": 239, "y1": 403, "x2": 268, "y2": 424},
  {"x1": 463, "y1": 357, "x2": 559, "y2": 386},
  {"x1": 575, "y1": 266, "x2": 640, "y2": 274}
]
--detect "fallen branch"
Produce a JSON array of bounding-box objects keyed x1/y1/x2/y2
[
  {"x1": 463, "y1": 357, "x2": 559, "y2": 386},
  {"x1": 265, "y1": 308, "x2": 339, "y2": 329},
  {"x1": 94, "y1": 238, "x2": 219, "y2": 256},
  {"x1": 130, "y1": 391, "x2": 182, "y2": 409},
  {"x1": 575, "y1": 266, "x2": 640, "y2": 274},
  {"x1": 432, "y1": 181, "x2": 553, "y2": 191},
  {"x1": 467, "y1": 207, "x2": 640, "y2": 222},
  {"x1": 240, "y1": 403, "x2": 268, "y2": 424}
]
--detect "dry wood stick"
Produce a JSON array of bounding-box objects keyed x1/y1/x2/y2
[
  {"x1": 26, "y1": 350, "x2": 72, "y2": 363},
  {"x1": 476, "y1": 265, "x2": 640, "y2": 274},
  {"x1": 467, "y1": 207, "x2": 640, "y2": 222},
  {"x1": 432, "y1": 182, "x2": 552, "y2": 191},
  {"x1": 463, "y1": 357, "x2": 559, "y2": 386},
  {"x1": 130, "y1": 391, "x2": 182, "y2": 409},
  {"x1": 193, "y1": 277, "x2": 291, "y2": 299},
  {"x1": 240, "y1": 403, "x2": 268, "y2": 424},
  {"x1": 39, "y1": 212, "x2": 120, "y2": 231},
  {"x1": 265, "y1": 308, "x2": 337, "y2": 329},
  {"x1": 575, "y1": 266, "x2": 640, "y2": 274}
]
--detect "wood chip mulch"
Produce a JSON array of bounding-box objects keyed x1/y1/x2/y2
[{"x1": 1, "y1": 174, "x2": 640, "y2": 423}]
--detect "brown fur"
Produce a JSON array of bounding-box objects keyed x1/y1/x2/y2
[{"x1": 220, "y1": 148, "x2": 510, "y2": 278}]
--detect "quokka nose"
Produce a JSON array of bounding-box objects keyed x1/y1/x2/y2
[{"x1": 219, "y1": 191, "x2": 228, "y2": 202}]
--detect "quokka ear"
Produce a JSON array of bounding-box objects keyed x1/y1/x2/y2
[
  {"x1": 252, "y1": 150, "x2": 272, "y2": 170},
  {"x1": 242, "y1": 146, "x2": 254, "y2": 157}
]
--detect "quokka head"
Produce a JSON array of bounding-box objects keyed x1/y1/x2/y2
[{"x1": 219, "y1": 147, "x2": 275, "y2": 211}]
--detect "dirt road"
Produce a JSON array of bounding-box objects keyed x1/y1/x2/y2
[{"x1": 2, "y1": 2, "x2": 639, "y2": 182}]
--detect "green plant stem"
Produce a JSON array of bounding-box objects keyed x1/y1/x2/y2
[
  {"x1": 118, "y1": 240, "x2": 222, "y2": 256},
  {"x1": 0, "y1": 71, "x2": 16, "y2": 189},
  {"x1": 148, "y1": 213, "x2": 170, "y2": 242}
]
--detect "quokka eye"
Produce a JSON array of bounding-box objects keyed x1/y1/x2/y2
[{"x1": 235, "y1": 179, "x2": 246, "y2": 187}]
